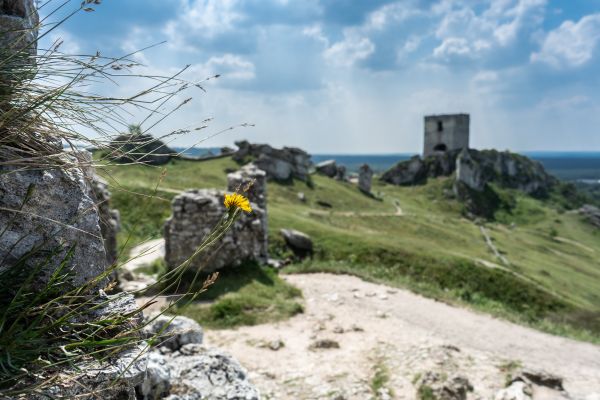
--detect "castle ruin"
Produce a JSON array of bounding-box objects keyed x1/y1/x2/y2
[{"x1": 423, "y1": 114, "x2": 470, "y2": 157}]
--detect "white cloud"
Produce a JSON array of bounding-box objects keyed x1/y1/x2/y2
[
  {"x1": 433, "y1": 0, "x2": 547, "y2": 60},
  {"x1": 48, "y1": 29, "x2": 81, "y2": 54},
  {"x1": 202, "y1": 54, "x2": 255, "y2": 80},
  {"x1": 473, "y1": 70, "x2": 499, "y2": 83},
  {"x1": 163, "y1": 0, "x2": 244, "y2": 49},
  {"x1": 324, "y1": 34, "x2": 375, "y2": 67},
  {"x1": 433, "y1": 37, "x2": 473, "y2": 58},
  {"x1": 531, "y1": 13, "x2": 600, "y2": 68}
]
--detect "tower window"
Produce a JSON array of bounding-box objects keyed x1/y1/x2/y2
[
  {"x1": 437, "y1": 120, "x2": 443, "y2": 132},
  {"x1": 433, "y1": 143, "x2": 447, "y2": 152}
]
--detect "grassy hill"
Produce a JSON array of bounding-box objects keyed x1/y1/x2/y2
[{"x1": 98, "y1": 156, "x2": 600, "y2": 341}]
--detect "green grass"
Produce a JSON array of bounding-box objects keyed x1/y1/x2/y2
[
  {"x1": 174, "y1": 262, "x2": 303, "y2": 329},
  {"x1": 370, "y1": 357, "x2": 393, "y2": 399},
  {"x1": 101, "y1": 155, "x2": 600, "y2": 340}
]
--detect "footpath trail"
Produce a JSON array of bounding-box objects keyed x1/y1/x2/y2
[{"x1": 206, "y1": 273, "x2": 600, "y2": 400}]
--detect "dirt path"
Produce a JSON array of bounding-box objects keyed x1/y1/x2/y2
[{"x1": 206, "y1": 273, "x2": 600, "y2": 400}]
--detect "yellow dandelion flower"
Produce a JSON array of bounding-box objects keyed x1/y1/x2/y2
[{"x1": 224, "y1": 193, "x2": 252, "y2": 213}]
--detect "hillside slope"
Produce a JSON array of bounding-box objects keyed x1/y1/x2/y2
[{"x1": 99, "y1": 156, "x2": 600, "y2": 340}]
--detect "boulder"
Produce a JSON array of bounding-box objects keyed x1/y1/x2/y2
[
  {"x1": 358, "y1": 164, "x2": 373, "y2": 193},
  {"x1": 0, "y1": 156, "x2": 108, "y2": 291},
  {"x1": 580, "y1": 204, "x2": 600, "y2": 228},
  {"x1": 143, "y1": 314, "x2": 204, "y2": 351},
  {"x1": 280, "y1": 228, "x2": 313, "y2": 259},
  {"x1": 494, "y1": 369, "x2": 569, "y2": 400},
  {"x1": 316, "y1": 160, "x2": 338, "y2": 178},
  {"x1": 416, "y1": 371, "x2": 473, "y2": 400},
  {"x1": 0, "y1": 0, "x2": 38, "y2": 58},
  {"x1": 109, "y1": 133, "x2": 174, "y2": 165},
  {"x1": 164, "y1": 188, "x2": 267, "y2": 274},
  {"x1": 232, "y1": 140, "x2": 311, "y2": 182},
  {"x1": 380, "y1": 155, "x2": 427, "y2": 185},
  {"x1": 163, "y1": 345, "x2": 260, "y2": 400}
]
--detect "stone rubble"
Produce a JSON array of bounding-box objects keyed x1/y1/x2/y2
[{"x1": 138, "y1": 315, "x2": 260, "y2": 400}]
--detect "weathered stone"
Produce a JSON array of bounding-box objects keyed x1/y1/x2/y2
[
  {"x1": 416, "y1": 371, "x2": 473, "y2": 400},
  {"x1": 495, "y1": 369, "x2": 568, "y2": 400},
  {"x1": 309, "y1": 339, "x2": 340, "y2": 350},
  {"x1": 316, "y1": 160, "x2": 338, "y2": 178},
  {"x1": 297, "y1": 192, "x2": 306, "y2": 202},
  {"x1": 163, "y1": 346, "x2": 260, "y2": 400},
  {"x1": 0, "y1": 0, "x2": 39, "y2": 97},
  {"x1": 380, "y1": 155, "x2": 427, "y2": 185},
  {"x1": 454, "y1": 149, "x2": 556, "y2": 196},
  {"x1": 91, "y1": 176, "x2": 121, "y2": 266},
  {"x1": 280, "y1": 228, "x2": 313, "y2": 259},
  {"x1": 494, "y1": 380, "x2": 532, "y2": 400},
  {"x1": 335, "y1": 165, "x2": 347, "y2": 181},
  {"x1": 0, "y1": 157, "x2": 108, "y2": 291},
  {"x1": 136, "y1": 352, "x2": 171, "y2": 400},
  {"x1": 109, "y1": 133, "x2": 174, "y2": 165},
  {"x1": 227, "y1": 163, "x2": 267, "y2": 211},
  {"x1": 143, "y1": 314, "x2": 204, "y2": 351},
  {"x1": 233, "y1": 140, "x2": 311, "y2": 182},
  {"x1": 164, "y1": 188, "x2": 267, "y2": 273},
  {"x1": 358, "y1": 164, "x2": 373, "y2": 193},
  {"x1": 0, "y1": 0, "x2": 38, "y2": 59},
  {"x1": 580, "y1": 204, "x2": 600, "y2": 228}
]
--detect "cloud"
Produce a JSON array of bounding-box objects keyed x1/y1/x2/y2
[
  {"x1": 324, "y1": 33, "x2": 375, "y2": 67},
  {"x1": 531, "y1": 13, "x2": 600, "y2": 68},
  {"x1": 432, "y1": 0, "x2": 547, "y2": 63},
  {"x1": 202, "y1": 54, "x2": 255, "y2": 80}
]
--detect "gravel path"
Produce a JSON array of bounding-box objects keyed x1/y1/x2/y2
[{"x1": 206, "y1": 273, "x2": 600, "y2": 400}]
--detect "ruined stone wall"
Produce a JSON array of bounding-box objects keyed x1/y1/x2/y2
[
  {"x1": 165, "y1": 165, "x2": 268, "y2": 273},
  {"x1": 423, "y1": 114, "x2": 470, "y2": 157}
]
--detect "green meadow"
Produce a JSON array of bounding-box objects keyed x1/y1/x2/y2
[{"x1": 99, "y1": 156, "x2": 600, "y2": 340}]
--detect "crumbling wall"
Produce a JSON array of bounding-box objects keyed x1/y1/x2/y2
[{"x1": 165, "y1": 165, "x2": 268, "y2": 273}]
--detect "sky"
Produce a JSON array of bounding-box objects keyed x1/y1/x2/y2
[{"x1": 40, "y1": 0, "x2": 600, "y2": 153}]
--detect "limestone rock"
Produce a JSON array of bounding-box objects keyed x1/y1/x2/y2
[
  {"x1": 143, "y1": 314, "x2": 204, "y2": 351},
  {"x1": 137, "y1": 352, "x2": 172, "y2": 400},
  {"x1": 495, "y1": 369, "x2": 569, "y2": 400},
  {"x1": 109, "y1": 133, "x2": 174, "y2": 165},
  {"x1": 163, "y1": 346, "x2": 260, "y2": 400},
  {"x1": 380, "y1": 155, "x2": 427, "y2": 185},
  {"x1": 358, "y1": 164, "x2": 373, "y2": 193},
  {"x1": 580, "y1": 204, "x2": 600, "y2": 228},
  {"x1": 335, "y1": 165, "x2": 347, "y2": 181},
  {"x1": 91, "y1": 176, "x2": 121, "y2": 266},
  {"x1": 233, "y1": 140, "x2": 311, "y2": 182},
  {"x1": 280, "y1": 228, "x2": 313, "y2": 259},
  {"x1": 316, "y1": 160, "x2": 338, "y2": 178},
  {"x1": 416, "y1": 371, "x2": 473, "y2": 400},
  {"x1": 164, "y1": 188, "x2": 267, "y2": 273},
  {"x1": 0, "y1": 159, "x2": 108, "y2": 291},
  {"x1": 0, "y1": 0, "x2": 38, "y2": 57},
  {"x1": 309, "y1": 339, "x2": 340, "y2": 350}
]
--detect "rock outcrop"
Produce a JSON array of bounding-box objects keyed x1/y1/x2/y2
[
  {"x1": 0, "y1": 0, "x2": 38, "y2": 56},
  {"x1": 109, "y1": 133, "x2": 174, "y2": 165},
  {"x1": 316, "y1": 160, "x2": 338, "y2": 178},
  {"x1": 280, "y1": 228, "x2": 313, "y2": 259},
  {"x1": 416, "y1": 371, "x2": 473, "y2": 400},
  {"x1": 0, "y1": 156, "x2": 108, "y2": 290},
  {"x1": 358, "y1": 164, "x2": 373, "y2": 193},
  {"x1": 381, "y1": 149, "x2": 558, "y2": 218},
  {"x1": 232, "y1": 140, "x2": 311, "y2": 182},
  {"x1": 164, "y1": 165, "x2": 268, "y2": 273},
  {"x1": 138, "y1": 315, "x2": 260, "y2": 400}
]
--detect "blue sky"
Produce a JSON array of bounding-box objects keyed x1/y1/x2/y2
[{"x1": 41, "y1": 0, "x2": 600, "y2": 153}]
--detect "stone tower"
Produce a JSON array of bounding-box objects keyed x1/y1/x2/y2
[{"x1": 423, "y1": 114, "x2": 470, "y2": 157}]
